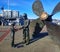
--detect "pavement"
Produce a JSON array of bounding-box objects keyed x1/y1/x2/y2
[
  {"x1": 0, "y1": 26, "x2": 10, "y2": 42},
  {"x1": 0, "y1": 25, "x2": 60, "y2": 52}
]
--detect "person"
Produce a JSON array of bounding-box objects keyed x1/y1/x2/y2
[
  {"x1": 22, "y1": 13, "x2": 30, "y2": 45},
  {"x1": 0, "y1": 21, "x2": 2, "y2": 25},
  {"x1": 10, "y1": 23, "x2": 15, "y2": 47},
  {"x1": 19, "y1": 15, "x2": 24, "y2": 26}
]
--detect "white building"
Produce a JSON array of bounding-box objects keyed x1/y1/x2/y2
[
  {"x1": 3, "y1": 10, "x2": 19, "y2": 18},
  {"x1": 12, "y1": 10, "x2": 19, "y2": 18},
  {"x1": 0, "y1": 10, "x2": 20, "y2": 26}
]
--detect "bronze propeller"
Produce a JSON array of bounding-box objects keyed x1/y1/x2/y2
[{"x1": 32, "y1": 0, "x2": 60, "y2": 45}]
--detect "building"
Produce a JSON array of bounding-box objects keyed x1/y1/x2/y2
[
  {"x1": 3, "y1": 10, "x2": 19, "y2": 18},
  {"x1": 0, "y1": 10, "x2": 20, "y2": 26}
]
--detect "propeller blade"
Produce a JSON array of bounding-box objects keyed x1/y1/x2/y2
[
  {"x1": 52, "y1": 2, "x2": 60, "y2": 15},
  {"x1": 32, "y1": 0, "x2": 44, "y2": 16}
]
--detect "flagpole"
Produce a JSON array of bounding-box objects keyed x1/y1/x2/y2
[{"x1": 8, "y1": 0, "x2": 9, "y2": 10}]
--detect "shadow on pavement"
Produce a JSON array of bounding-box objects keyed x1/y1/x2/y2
[
  {"x1": 14, "y1": 42, "x2": 24, "y2": 48},
  {"x1": 29, "y1": 22, "x2": 48, "y2": 44},
  {"x1": 13, "y1": 23, "x2": 48, "y2": 48},
  {"x1": 29, "y1": 32, "x2": 48, "y2": 44},
  {"x1": 14, "y1": 32, "x2": 48, "y2": 48}
]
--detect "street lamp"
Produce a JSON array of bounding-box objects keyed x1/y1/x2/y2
[{"x1": 1, "y1": 6, "x2": 4, "y2": 17}]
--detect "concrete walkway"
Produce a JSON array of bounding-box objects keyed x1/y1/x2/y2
[{"x1": 0, "y1": 26, "x2": 60, "y2": 52}]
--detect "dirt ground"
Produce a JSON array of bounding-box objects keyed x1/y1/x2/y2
[{"x1": 0, "y1": 25, "x2": 60, "y2": 52}]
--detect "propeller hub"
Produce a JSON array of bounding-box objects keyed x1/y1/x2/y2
[{"x1": 40, "y1": 12, "x2": 48, "y2": 20}]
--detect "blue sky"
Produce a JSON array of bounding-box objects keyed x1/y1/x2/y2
[{"x1": 0, "y1": 0, "x2": 60, "y2": 19}]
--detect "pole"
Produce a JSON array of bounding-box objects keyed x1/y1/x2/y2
[
  {"x1": 7, "y1": 0, "x2": 9, "y2": 18},
  {"x1": 8, "y1": 0, "x2": 9, "y2": 10}
]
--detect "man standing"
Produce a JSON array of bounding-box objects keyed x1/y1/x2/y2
[
  {"x1": 11, "y1": 23, "x2": 15, "y2": 47},
  {"x1": 22, "y1": 13, "x2": 30, "y2": 45}
]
